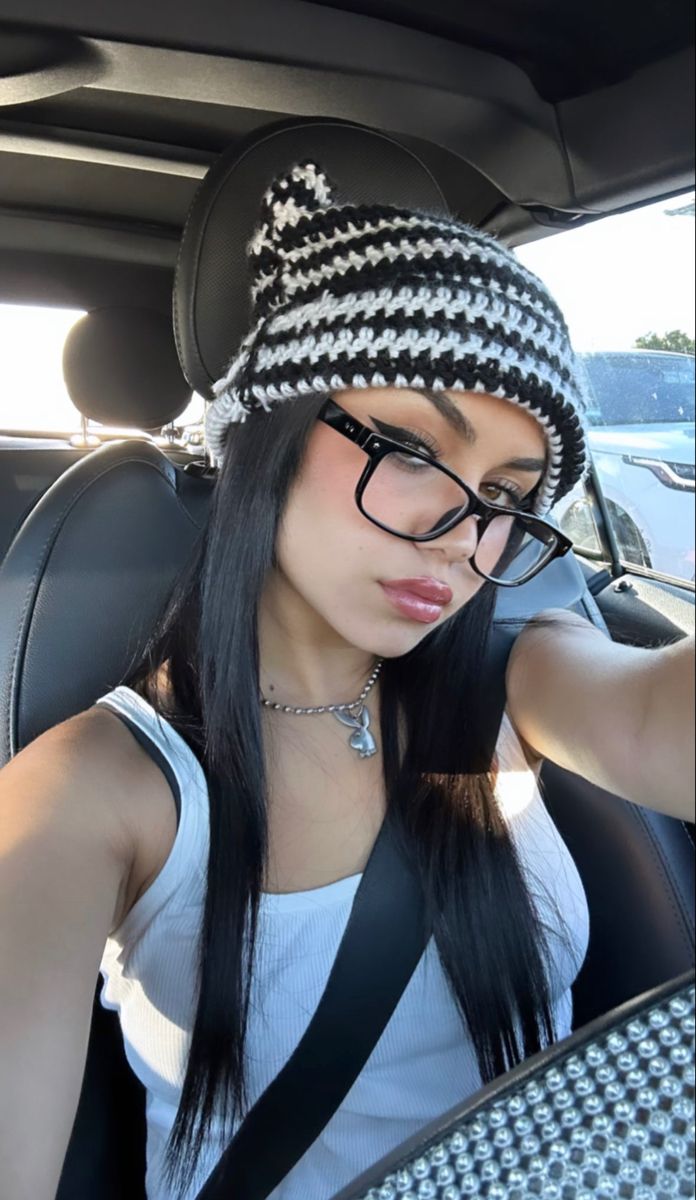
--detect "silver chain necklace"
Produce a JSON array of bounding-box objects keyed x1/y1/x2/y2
[{"x1": 260, "y1": 660, "x2": 383, "y2": 759}]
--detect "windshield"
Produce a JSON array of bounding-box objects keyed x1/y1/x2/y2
[{"x1": 582, "y1": 353, "x2": 695, "y2": 425}]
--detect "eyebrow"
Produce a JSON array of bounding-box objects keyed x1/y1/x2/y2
[{"x1": 416, "y1": 387, "x2": 547, "y2": 474}]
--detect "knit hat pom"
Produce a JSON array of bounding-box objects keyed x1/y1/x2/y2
[{"x1": 248, "y1": 162, "x2": 335, "y2": 319}]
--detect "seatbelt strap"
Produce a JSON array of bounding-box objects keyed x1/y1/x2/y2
[{"x1": 193, "y1": 814, "x2": 429, "y2": 1200}]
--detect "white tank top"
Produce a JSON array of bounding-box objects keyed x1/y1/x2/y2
[{"x1": 96, "y1": 684, "x2": 590, "y2": 1200}]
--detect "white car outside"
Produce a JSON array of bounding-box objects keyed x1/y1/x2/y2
[{"x1": 554, "y1": 351, "x2": 695, "y2": 582}]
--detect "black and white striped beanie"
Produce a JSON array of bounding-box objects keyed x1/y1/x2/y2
[{"x1": 206, "y1": 161, "x2": 590, "y2": 515}]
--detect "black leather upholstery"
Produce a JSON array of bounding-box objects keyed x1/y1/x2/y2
[
  {"x1": 0, "y1": 120, "x2": 692, "y2": 1199},
  {"x1": 542, "y1": 765, "x2": 695, "y2": 1027},
  {"x1": 0, "y1": 439, "x2": 211, "y2": 763}
]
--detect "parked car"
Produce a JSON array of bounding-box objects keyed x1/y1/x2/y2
[{"x1": 555, "y1": 351, "x2": 695, "y2": 579}]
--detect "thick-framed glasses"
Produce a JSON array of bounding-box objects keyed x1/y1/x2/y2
[{"x1": 318, "y1": 398, "x2": 573, "y2": 588}]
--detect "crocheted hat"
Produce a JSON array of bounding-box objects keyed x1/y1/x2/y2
[{"x1": 205, "y1": 161, "x2": 590, "y2": 515}]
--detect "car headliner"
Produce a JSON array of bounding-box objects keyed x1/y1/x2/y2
[{"x1": 0, "y1": 0, "x2": 693, "y2": 314}]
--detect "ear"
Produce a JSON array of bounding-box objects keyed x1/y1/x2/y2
[{"x1": 247, "y1": 161, "x2": 335, "y2": 319}]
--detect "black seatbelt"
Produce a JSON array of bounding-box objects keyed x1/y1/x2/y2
[{"x1": 193, "y1": 813, "x2": 429, "y2": 1200}]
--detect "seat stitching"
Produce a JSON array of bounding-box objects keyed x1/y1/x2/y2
[{"x1": 629, "y1": 802, "x2": 695, "y2": 954}]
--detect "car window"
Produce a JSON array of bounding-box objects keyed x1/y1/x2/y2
[
  {"x1": 582, "y1": 352, "x2": 695, "y2": 425},
  {"x1": 0, "y1": 303, "x2": 204, "y2": 446},
  {"x1": 517, "y1": 193, "x2": 695, "y2": 586}
]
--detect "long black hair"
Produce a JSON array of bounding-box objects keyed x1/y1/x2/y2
[{"x1": 123, "y1": 392, "x2": 566, "y2": 1198}]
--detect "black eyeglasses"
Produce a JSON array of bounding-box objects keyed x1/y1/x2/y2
[{"x1": 318, "y1": 398, "x2": 573, "y2": 588}]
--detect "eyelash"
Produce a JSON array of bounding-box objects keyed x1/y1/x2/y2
[
  {"x1": 372, "y1": 418, "x2": 442, "y2": 459},
  {"x1": 374, "y1": 419, "x2": 528, "y2": 506},
  {"x1": 483, "y1": 480, "x2": 527, "y2": 506}
]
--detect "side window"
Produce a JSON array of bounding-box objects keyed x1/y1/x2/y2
[
  {"x1": 0, "y1": 303, "x2": 204, "y2": 447},
  {"x1": 517, "y1": 194, "x2": 695, "y2": 586},
  {"x1": 1, "y1": 304, "x2": 84, "y2": 435}
]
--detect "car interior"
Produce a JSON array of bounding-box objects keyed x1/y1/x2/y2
[{"x1": 0, "y1": 3, "x2": 694, "y2": 1197}]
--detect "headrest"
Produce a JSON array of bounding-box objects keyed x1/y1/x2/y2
[
  {"x1": 173, "y1": 117, "x2": 449, "y2": 400},
  {"x1": 62, "y1": 307, "x2": 193, "y2": 431}
]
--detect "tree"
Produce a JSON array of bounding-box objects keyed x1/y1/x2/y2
[{"x1": 635, "y1": 330, "x2": 695, "y2": 355}]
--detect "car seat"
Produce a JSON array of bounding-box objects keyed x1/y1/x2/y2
[{"x1": 0, "y1": 120, "x2": 692, "y2": 1200}]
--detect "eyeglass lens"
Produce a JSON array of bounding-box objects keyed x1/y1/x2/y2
[{"x1": 361, "y1": 452, "x2": 555, "y2": 583}]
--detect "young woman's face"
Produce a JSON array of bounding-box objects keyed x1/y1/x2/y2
[{"x1": 272, "y1": 387, "x2": 548, "y2": 658}]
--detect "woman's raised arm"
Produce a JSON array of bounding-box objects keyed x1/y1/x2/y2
[{"x1": 506, "y1": 608, "x2": 695, "y2": 822}]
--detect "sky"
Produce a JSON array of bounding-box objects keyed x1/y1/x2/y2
[
  {"x1": 516, "y1": 192, "x2": 695, "y2": 351},
  {"x1": 0, "y1": 191, "x2": 693, "y2": 433}
]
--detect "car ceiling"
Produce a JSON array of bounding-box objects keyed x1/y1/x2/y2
[
  {"x1": 0, "y1": 0, "x2": 693, "y2": 314},
  {"x1": 313, "y1": 0, "x2": 695, "y2": 102}
]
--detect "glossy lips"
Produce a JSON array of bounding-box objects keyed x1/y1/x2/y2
[{"x1": 379, "y1": 577, "x2": 453, "y2": 624}]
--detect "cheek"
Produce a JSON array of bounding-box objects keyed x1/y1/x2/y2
[
  {"x1": 300, "y1": 441, "x2": 362, "y2": 517},
  {"x1": 278, "y1": 434, "x2": 371, "y2": 571}
]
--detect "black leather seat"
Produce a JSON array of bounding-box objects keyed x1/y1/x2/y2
[{"x1": 0, "y1": 120, "x2": 692, "y2": 1199}]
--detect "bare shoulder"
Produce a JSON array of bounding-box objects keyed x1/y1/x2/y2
[
  {"x1": 6, "y1": 701, "x2": 178, "y2": 934},
  {"x1": 0, "y1": 699, "x2": 181, "y2": 1198},
  {"x1": 82, "y1": 701, "x2": 180, "y2": 931}
]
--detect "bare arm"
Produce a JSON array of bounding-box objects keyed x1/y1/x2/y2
[
  {"x1": 506, "y1": 608, "x2": 695, "y2": 822},
  {"x1": 0, "y1": 712, "x2": 137, "y2": 1200}
]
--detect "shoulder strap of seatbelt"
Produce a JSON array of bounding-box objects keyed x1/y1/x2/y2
[{"x1": 193, "y1": 812, "x2": 429, "y2": 1200}]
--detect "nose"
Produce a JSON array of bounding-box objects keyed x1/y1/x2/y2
[{"x1": 418, "y1": 512, "x2": 481, "y2": 563}]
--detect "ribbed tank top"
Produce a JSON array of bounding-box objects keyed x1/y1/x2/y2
[{"x1": 96, "y1": 684, "x2": 590, "y2": 1200}]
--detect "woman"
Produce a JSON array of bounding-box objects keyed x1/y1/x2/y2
[{"x1": 1, "y1": 162, "x2": 693, "y2": 1200}]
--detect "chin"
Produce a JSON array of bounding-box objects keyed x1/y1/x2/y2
[{"x1": 346, "y1": 614, "x2": 446, "y2": 660}]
